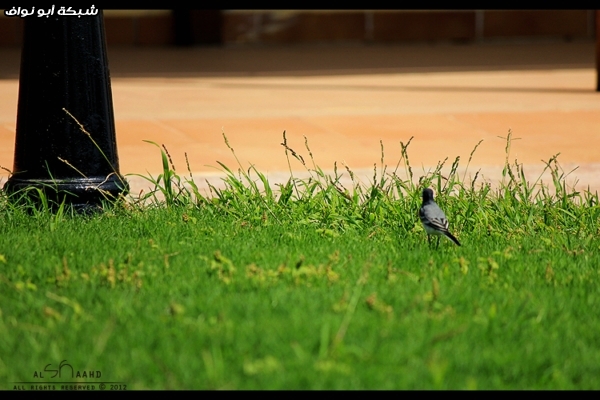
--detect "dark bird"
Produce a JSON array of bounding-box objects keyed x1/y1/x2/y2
[{"x1": 419, "y1": 188, "x2": 461, "y2": 248}]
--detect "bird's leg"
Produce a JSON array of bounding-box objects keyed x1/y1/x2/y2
[
  {"x1": 427, "y1": 235, "x2": 431, "y2": 247},
  {"x1": 436, "y1": 236, "x2": 440, "y2": 250}
]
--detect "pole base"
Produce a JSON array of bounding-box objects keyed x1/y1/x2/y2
[{"x1": 3, "y1": 175, "x2": 128, "y2": 213}]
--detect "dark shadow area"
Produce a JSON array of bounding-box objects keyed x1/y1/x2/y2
[{"x1": 0, "y1": 40, "x2": 595, "y2": 80}]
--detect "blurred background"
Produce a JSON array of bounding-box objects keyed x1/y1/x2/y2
[
  {"x1": 0, "y1": 10, "x2": 599, "y2": 193},
  {"x1": 2, "y1": 10, "x2": 596, "y2": 47}
]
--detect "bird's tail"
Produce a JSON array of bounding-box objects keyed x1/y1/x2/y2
[{"x1": 444, "y1": 231, "x2": 461, "y2": 246}]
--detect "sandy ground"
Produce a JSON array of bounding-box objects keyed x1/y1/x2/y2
[{"x1": 0, "y1": 40, "x2": 599, "y2": 196}]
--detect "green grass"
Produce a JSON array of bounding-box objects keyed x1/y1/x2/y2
[{"x1": 1, "y1": 130, "x2": 600, "y2": 389}]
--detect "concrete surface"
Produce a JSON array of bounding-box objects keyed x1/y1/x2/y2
[{"x1": 0, "y1": 40, "x2": 599, "y2": 196}]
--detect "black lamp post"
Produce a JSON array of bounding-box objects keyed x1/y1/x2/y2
[{"x1": 3, "y1": 10, "x2": 128, "y2": 211}]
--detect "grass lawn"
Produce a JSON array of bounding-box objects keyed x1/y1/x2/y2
[{"x1": 1, "y1": 133, "x2": 599, "y2": 389}]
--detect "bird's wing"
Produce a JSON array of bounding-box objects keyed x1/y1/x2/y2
[{"x1": 424, "y1": 216, "x2": 449, "y2": 231}]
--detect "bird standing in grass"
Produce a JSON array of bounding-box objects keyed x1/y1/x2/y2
[{"x1": 419, "y1": 188, "x2": 461, "y2": 248}]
